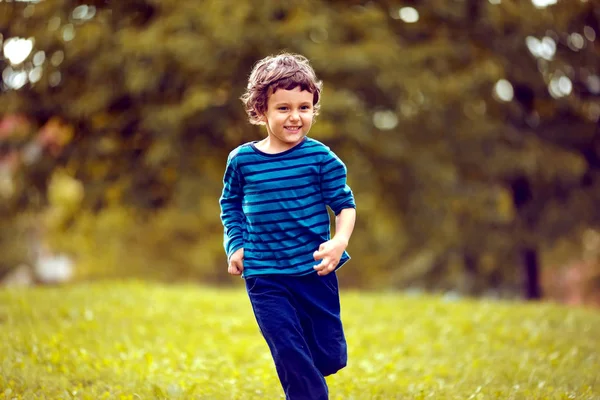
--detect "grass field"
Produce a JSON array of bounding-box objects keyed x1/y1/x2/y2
[{"x1": 0, "y1": 281, "x2": 599, "y2": 399}]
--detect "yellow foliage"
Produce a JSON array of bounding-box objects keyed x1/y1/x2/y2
[
  {"x1": 44, "y1": 170, "x2": 85, "y2": 230},
  {"x1": 49, "y1": 205, "x2": 225, "y2": 283},
  {"x1": 47, "y1": 170, "x2": 84, "y2": 210}
]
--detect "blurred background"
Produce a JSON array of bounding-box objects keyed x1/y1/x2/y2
[{"x1": 0, "y1": 0, "x2": 599, "y2": 307}]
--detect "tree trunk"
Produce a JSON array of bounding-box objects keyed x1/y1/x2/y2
[
  {"x1": 522, "y1": 247, "x2": 542, "y2": 299},
  {"x1": 466, "y1": 0, "x2": 481, "y2": 23},
  {"x1": 463, "y1": 252, "x2": 478, "y2": 295}
]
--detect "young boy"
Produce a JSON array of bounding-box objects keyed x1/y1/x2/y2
[{"x1": 219, "y1": 53, "x2": 356, "y2": 400}]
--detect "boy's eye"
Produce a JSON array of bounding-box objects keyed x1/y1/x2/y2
[{"x1": 276, "y1": 105, "x2": 311, "y2": 111}]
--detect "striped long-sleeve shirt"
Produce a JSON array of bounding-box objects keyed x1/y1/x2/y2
[{"x1": 219, "y1": 137, "x2": 356, "y2": 278}]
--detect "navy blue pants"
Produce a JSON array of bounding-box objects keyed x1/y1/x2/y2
[{"x1": 245, "y1": 271, "x2": 347, "y2": 400}]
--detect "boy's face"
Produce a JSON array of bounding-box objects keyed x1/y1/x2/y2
[{"x1": 262, "y1": 86, "x2": 314, "y2": 151}]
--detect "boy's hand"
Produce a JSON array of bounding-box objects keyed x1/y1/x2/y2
[
  {"x1": 313, "y1": 237, "x2": 348, "y2": 276},
  {"x1": 228, "y1": 248, "x2": 244, "y2": 275}
]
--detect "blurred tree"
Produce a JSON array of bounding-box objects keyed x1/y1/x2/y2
[{"x1": 1, "y1": 0, "x2": 599, "y2": 298}]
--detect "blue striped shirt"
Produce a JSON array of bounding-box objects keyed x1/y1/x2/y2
[{"x1": 219, "y1": 137, "x2": 356, "y2": 278}]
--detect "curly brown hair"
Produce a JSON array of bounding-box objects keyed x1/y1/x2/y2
[{"x1": 240, "y1": 53, "x2": 323, "y2": 125}]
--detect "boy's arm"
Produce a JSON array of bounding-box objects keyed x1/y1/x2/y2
[
  {"x1": 333, "y1": 207, "x2": 356, "y2": 247},
  {"x1": 314, "y1": 150, "x2": 356, "y2": 276},
  {"x1": 319, "y1": 150, "x2": 355, "y2": 216},
  {"x1": 219, "y1": 154, "x2": 246, "y2": 262}
]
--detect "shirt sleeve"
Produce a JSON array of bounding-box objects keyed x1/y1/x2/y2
[
  {"x1": 219, "y1": 151, "x2": 246, "y2": 259},
  {"x1": 320, "y1": 148, "x2": 356, "y2": 215}
]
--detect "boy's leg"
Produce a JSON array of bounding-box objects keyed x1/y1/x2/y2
[
  {"x1": 292, "y1": 272, "x2": 348, "y2": 377},
  {"x1": 245, "y1": 276, "x2": 329, "y2": 400}
]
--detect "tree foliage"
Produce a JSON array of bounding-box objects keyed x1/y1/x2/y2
[{"x1": 1, "y1": 0, "x2": 599, "y2": 298}]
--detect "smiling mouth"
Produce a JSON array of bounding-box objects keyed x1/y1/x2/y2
[{"x1": 285, "y1": 126, "x2": 302, "y2": 132}]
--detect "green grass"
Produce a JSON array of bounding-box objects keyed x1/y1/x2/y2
[{"x1": 0, "y1": 281, "x2": 599, "y2": 400}]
